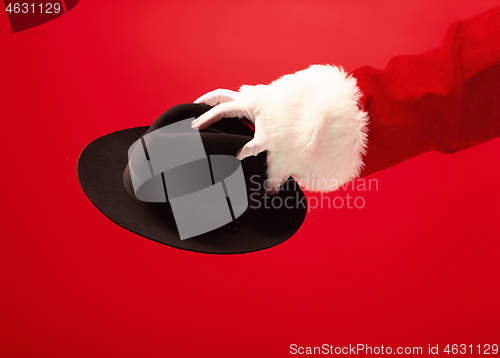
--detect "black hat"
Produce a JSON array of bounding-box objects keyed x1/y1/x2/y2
[{"x1": 77, "y1": 103, "x2": 307, "y2": 254}]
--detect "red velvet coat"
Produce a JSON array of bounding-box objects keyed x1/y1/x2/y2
[{"x1": 353, "y1": 6, "x2": 500, "y2": 177}]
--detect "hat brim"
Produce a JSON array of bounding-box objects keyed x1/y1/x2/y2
[{"x1": 77, "y1": 127, "x2": 307, "y2": 254}]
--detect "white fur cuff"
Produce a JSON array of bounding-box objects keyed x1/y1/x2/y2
[{"x1": 239, "y1": 65, "x2": 369, "y2": 192}]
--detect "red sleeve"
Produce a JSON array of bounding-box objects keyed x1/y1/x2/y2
[{"x1": 352, "y1": 6, "x2": 500, "y2": 177}]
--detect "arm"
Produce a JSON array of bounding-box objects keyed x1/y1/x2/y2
[
  {"x1": 193, "y1": 65, "x2": 369, "y2": 193},
  {"x1": 193, "y1": 5, "x2": 500, "y2": 192}
]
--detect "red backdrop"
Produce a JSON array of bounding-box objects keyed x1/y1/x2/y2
[{"x1": 1, "y1": 1, "x2": 499, "y2": 357}]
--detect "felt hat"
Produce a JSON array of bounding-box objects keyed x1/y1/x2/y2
[{"x1": 77, "y1": 103, "x2": 307, "y2": 254}]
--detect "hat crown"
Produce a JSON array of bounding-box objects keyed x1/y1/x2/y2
[{"x1": 123, "y1": 104, "x2": 268, "y2": 239}]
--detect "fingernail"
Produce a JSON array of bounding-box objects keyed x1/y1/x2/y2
[{"x1": 191, "y1": 120, "x2": 198, "y2": 129}]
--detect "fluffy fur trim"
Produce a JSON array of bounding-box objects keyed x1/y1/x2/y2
[{"x1": 239, "y1": 65, "x2": 369, "y2": 192}]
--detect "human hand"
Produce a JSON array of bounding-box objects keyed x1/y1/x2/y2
[
  {"x1": 191, "y1": 89, "x2": 269, "y2": 161},
  {"x1": 191, "y1": 65, "x2": 369, "y2": 195}
]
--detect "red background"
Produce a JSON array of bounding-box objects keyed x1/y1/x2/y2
[{"x1": 1, "y1": 1, "x2": 499, "y2": 357}]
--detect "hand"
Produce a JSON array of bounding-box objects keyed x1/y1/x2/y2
[{"x1": 191, "y1": 89, "x2": 269, "y2": 161}]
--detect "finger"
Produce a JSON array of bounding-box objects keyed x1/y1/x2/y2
[
  {"x1": 253, "y1": 117, "x2": 268, "y2": 148},
  {"x1": 192, "y1": 102, "x2": 248, "y2": 129},
  {"x1": 235, "y1": 116, "x2": 268, "y2": 159},
  {"x1": 236, "y1": 136, "x2": 267, "y2": 160},
  {"x1": 194, "y1": 89, "x2": 239, "y2": 106}
]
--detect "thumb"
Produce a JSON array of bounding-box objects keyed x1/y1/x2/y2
[{"x1": 236, "y1": 136, "x2": 267, "y2": 160}]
